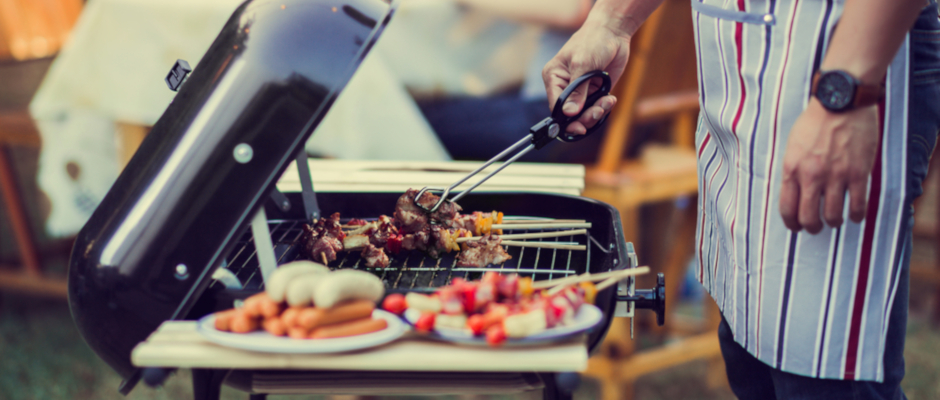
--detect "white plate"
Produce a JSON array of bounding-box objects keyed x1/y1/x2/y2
[
  {"x1": 196, "y1": 309, "x2": 406, "y2": 353},
  {"x1": 403, "y1": 304, "x2": 603, "y2": 347}
]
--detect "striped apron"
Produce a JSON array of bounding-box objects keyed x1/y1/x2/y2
[{"x1": 692, "y1": 0, "x2": 914, "y2": 382}]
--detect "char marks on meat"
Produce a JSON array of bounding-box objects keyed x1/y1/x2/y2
[
  {"x1": 394, "y1": 189, "x2": 462, "y2": 233},
  {"x1": 369, "y1": 215, "x2": 399, "y2": 248},
  {"x1": 301, "y1": 212, "x2": 345, "y2": 263},
  {"x1": 457, "y1": 234, "x2": 512, "y2": 268},
  {"x1": 361, "y1": 244, "x2": 390, "y2": 268}
]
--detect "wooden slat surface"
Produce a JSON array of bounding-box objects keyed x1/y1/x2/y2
[
  {"x1": 132, "y1": 321, "x2": 588, "y2": 372},
  {"x1": 277, "y1": 160, "x2": 585, "y2": 195}
]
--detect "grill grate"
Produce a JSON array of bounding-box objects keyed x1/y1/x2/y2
[{"x1": 213, "y1": 217, "x2": 593, "y2": 292}]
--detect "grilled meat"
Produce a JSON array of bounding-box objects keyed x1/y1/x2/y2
[
  {"x1": 457, "y1": 234, "x2": 512, "y2": 267},
  {"x1": 301, "y1": 212, "x2": 345, "y2": 263},
  {"x1": 361, "y1": 244, "x2": 390, "y2": 268},
  {"x1": 394, "y1": 188, "x2": 462, "y2": 233}
]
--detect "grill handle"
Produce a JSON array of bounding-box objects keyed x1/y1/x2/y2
[{"x1": 617, "y1": 272, "x2": 665, "y2": 326}]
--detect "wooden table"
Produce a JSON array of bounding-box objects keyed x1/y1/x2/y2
[{"x1": 132, "y1": 321, "x2": 589, "y2": 399}]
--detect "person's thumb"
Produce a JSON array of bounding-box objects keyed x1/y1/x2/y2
[{"x1": 560, "y1": 59, "x2": 595, "y2": 117}]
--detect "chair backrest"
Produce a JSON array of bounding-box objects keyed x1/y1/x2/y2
[
  {"x1": 595, "y1": 0, "x2": 699, "y2": 174},
  {"x1": 0, "y1": 0, "x2": 83, "y2": 61}
]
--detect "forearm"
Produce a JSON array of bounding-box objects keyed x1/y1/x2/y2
[
  {"x1": 585, "y1": 0, "x2": 665, "y2": 38},
  {"x1": 454, "y1": 0, "x2": 592, "y2": 29},
  {"x1": 821, "y1": 0, "x2": 923, "y2": 84}
]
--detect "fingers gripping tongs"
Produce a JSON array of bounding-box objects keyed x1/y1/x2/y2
[{"x1": 415, "y1": 70, "x2": 613, "y2": 213}]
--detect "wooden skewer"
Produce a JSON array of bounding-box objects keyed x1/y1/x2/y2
[
  {"x1": 595, "y1": 267, "x2": 650, "y2": 291},
  {"x1": 492, "y1": 222, "x2": 591, "y2": 230},
  {"x1": 320, "y1": 252, "x2": 329, "y2": 265},
  {"x1": 533, "y1": 266, "x2": 650, "y2": 290},
  {"x1": 499, "y1": 219, "x2": 587, "y2": 224},
  {"x1": 500, "y1": 240, "x2": 586, "y2": 251},
  {"x1": 455, "y1": 229, "x2": 587, "y2": 243}
]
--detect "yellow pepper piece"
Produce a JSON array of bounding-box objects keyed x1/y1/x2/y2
[
  {"x1": 518, "y1": 277, "x2": 534, "y2": 297},
  {"x1": 580, "y1": 281, "x2": 598, "y2": 304}
]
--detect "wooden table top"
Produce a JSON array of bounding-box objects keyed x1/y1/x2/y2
[{"x1": 132, "y1": 321, "x2": 589, "y2": 372}]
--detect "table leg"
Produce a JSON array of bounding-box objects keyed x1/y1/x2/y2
[
  {"x1": 192, "y1": 369, "x2": 228, "y2": 400},
  {"x1": 248, "y1": 394, "x2": 266, "y2": 400}
]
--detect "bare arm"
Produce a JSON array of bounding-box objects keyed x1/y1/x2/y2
[
  {"x1": 541, "y1": 0, "x2": 665, "y2": 134},
  {"x1": 454, "y1": 0, "x2": 593, "y2": 30},
  {"x1": 779, "y1": 0, "x2": 923, "y2": 233}
]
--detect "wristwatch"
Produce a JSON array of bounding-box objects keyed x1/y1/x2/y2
[{"x1": 811, "y1": 70, "x2": 885, "y2": 113}]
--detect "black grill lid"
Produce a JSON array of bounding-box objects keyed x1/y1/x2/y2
[{"x1": 67, "y1": 0, "x2": 398, "y2": 381}]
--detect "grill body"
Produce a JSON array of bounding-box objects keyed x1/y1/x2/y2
[
  {"x1": 189, "y1": 192, "x2": 631, "y2": 352},
  {"x1": 67, "y1": 0, "x2": 397, "y2": 380}
]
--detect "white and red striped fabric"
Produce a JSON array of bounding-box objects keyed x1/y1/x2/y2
[{"x1": 691, "y1": 0, "x2": 911, "y2": 382}]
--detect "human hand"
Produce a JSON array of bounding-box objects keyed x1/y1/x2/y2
[
  {"x1": 542, "y1": 19, "x2": 629, "y2": 135},
  {"x1": 779, "y1": 99, "x2": 879, "y2": 233}
]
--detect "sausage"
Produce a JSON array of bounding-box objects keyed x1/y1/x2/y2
[
  {"x1": 312, "y1": 269, "x2": 384, "y2": 308},
  {"x1": 230, "y1": 310, "x2": 260, "y2": 333},
  {"x1": 262, "y1": 317, "x2": 288, "y2": 336},
  {"x1": 243, "y1": 292, "x2": 281, "y2": 318},
  {"x1": 287, "y1": 325, "x2": 310, "y2": 339},
  {"x1": 280, "y1": 307, "x2": 304, "y2": 327},
  {"x1": 259, "y1": 295, "x2": 285, "y2": 318},
  {"x1": 214, "y1": 309, "x2": 239, "y2": 332},
  {"x1": 309, "y1": 317, "x2": 388, "y2": 339},
  {"x1": 285, "y1": 274, "x2": 328, "y2": 307},
  {"x1": 266, "y1": 261, "x2": 330, "y2": 302},
  {"x1": 297, "y1": 300, "x2": 375, "y2": 330}
]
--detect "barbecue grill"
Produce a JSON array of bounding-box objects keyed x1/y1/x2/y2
[{"x1": 66, "y1": 0, "x2": 666, "y2": 398}]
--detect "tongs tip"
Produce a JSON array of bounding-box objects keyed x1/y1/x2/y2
[{"x1": 414, "y1": 186, "x2": 449, "y2": 214}]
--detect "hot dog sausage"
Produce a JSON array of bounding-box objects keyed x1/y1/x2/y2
[
  {"x1": 262, "y1": 316, "x2": 288, "y2": 336},
  {"x1": 297, "y1": 300, "x2": 375, "y2": 330},
  {"x1": 230, "y1": 310, "x2": 260, "y2": 333},
  {"x1": 309, "y1": 317, "x2": 388, "y2": 339},
  {"x1": 287, "y1": 325, "x2": 310, "y2": 339},
  {"x1": 214, "y1": 309, "x2": 239, "y2": 331}
]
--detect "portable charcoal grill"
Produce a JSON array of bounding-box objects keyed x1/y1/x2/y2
[{"x1": 66, "y1": 0, "x2": 665, "y2": 399}]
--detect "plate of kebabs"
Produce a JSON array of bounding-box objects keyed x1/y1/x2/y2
[
  {"x1": 197, "y1": 263, "x2": 406, "y2": 353},
  {"x1": 380, "y1": 270, "x2": 646, "y2": 347}
]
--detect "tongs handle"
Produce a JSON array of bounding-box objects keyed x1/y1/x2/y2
[
  {"x1": 531, "y1": 70, "x2": 612, "y2": 148},
  {"x1": 554, "y1": 70, "x2": 613, "y2": 141},
  {"x1": 415, "y1": 71, "x2": 612, "y2": 213}
]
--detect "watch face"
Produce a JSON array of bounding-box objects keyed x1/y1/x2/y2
[{"x1": 816, "y1": 71, "x2": 856, "y2": 112}]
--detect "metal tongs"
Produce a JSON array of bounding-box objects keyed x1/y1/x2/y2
[{"x1": 415, "y1": 70, "x2": 613, "y2": 213}]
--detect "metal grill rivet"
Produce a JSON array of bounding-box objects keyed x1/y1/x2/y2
[
  {"x1": 233, "y1": 143, "x2": 253, "y2": 164},
  {"x1": 175, "y1": 264, "x2": 189, "y2": 279},
  {"x1": 763, "y1": 14, "x2": 774, "y2": 23}
]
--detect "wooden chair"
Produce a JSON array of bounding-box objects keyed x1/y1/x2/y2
[
  {"x1": 0, "y1": 0, "x2": 82, "y2": 299},
  {"x1": 578, "y1": 1, "x2": 725, "y2": 398}
]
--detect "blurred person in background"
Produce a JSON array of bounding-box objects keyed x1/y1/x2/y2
[{"x1": 410, "y1": 0, "x2": 604, "y2": 163}]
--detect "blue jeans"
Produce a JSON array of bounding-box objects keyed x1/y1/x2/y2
[{"x1": 718, "y1": 3, "x2": 940, "y2": 399}]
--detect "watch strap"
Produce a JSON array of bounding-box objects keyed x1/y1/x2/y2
[{"x1": 853, "y1": 80, "x2": 885, "y2": 108}]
